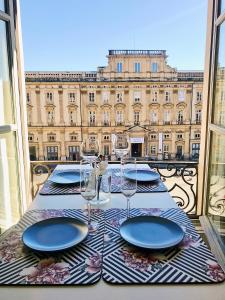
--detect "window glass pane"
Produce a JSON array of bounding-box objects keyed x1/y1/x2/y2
[
  {"x1": 220, "y1": 0, "x2": 225, "y2": 14},
  {"x1": 212, "y1": 22, "x2": 225, "y2": 127},
  {"x1": 207, "y1": 132, "x2": 225, "y2": 251},
  {"x1": 0, "y1": 131, "x2": 21, "y2": 232},
  {"x1": 0, "y1": 0, "x2": 5, "y2": 11},
  {"x1": 0, "y1": 21, "x2": 15, "y2": 125}
]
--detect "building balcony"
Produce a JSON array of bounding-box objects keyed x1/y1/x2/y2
[
  {"x1": 102, "y1": 121, "x2": 111, "y2": 126},
  {"x1": 115, "y1": 122, "x2": 125, "y2": 126},
  {"x1": 150, "y1": 121, "x2": 158, "y2": 125},
  {"x1": 176, "y1": 120, "x2": 184, "y2": 125},
  {"x1": 88, "y1": 122, "x2": 96, "y2": 126},
  {"x1": 164, "y1": 121, "x2": 171, "y2": 125},
  {"x1": 134, "y1": 121, "x2": 140, "y2": 125}
]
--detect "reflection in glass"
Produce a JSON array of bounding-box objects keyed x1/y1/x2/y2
[
  {"x1": 0, "y1": 132, "x2": 21, "y2": 232},
  {"x1": 213, "y1": 22, "x2": 225, "y2": 127},
  {"x1": 0, "y1": 21, "x2": 15, "y2": 125},
  {"x1": 0, "y1": 0, "x2": 5, "y2": 11},
  {"x1": 207, "y1": 132, "x2": 225, "y2": 251}
]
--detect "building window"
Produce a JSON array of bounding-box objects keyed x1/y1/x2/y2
[
  {"x1": 47, "y1": 146, "x2": 58, "y2": 160},
  {"x1": 164, "y1": 110, "x2": 170, "y2": 124},
  {"x1": 103, "y1": 135, "x2": 110, "y2": 141},
  {"x1": 194, "y1": 132, "x2": 201, "y2": 139},
  {"x1": 151, "y1": 62, "x2": 158, "y2": 72},
  {"x1": 116, "y1": 111, "x2": 123, "y2": 125},
  {"x1": 134, "y1": 111, "x2": 140, "y2": 125},
  {"x1": 89, "y1": 135, "x2": 96, "y2": 142},
  {"x1": 89, "y1": 92, "x2": 95, "y2": 102},
  {"x1": 165, "y1": 91, "x2": 170, "y2": 102},
  {"x1": 68, "y1": 92, "x2": 75, "y2": 102},
  {"x1": 70, "y1": 134, "x2": 77, "y2": 141},
  {"x1": 103, "y1": 145, "x2": 110, "y2": 156},
  {"x1": 117, "y1": 62, "x2": 122, "y2": 73},
  {"x1": 177, "y1": 110, "x2": 184, "y2": 124},
  {"x1": 134, "y1": 62, "x2": 141, "y2": 73},
  {"x1": 164, "y1": 134, "x2": 170, "y2": 139},
  {"x1": 151, "y1": 111, "x2": 158, "y2": 124},
  {"x1": 178, "y1": 90, "x2": 185, "y2": 102},
  {"x1": 89, "y1": 111, "x2": 96, "y2": 125},
  {"x1": 220, "y1": 90, "x2": 225, "y2": 103},
  {"x1": 150, "y1": 134, "x2": 157, "y2": 140},
  {"x1": 195, "y1": 109, "x2": 202, "y2": 123},
  {"x1": 28, "y1": 134, "x2": 33, "y2": 141},
  {"x1": 134, "y1": 91, "x2": 141, "y2": 102},
  {"x1": 163, "y1": 144, "x2": 169, "y2": 153},
  {"x1": 150, "y1": 145, "x2": 156, "y2": 155},
  {"x1": 102, "y1": 91, "x2": 109, "y2": 103},
  {"x1": 152, "y1": 91, "x2": 158, "y2": 102},
  {"x1": 196, "y1": 91, "x2": 202, "y2": 102},
  {"x1": 48, "y1": 134, "x2": 56, "y2": 142},
  {"x1": 192, "y1": 143, "x2": 200, "y2": 157},
  {"x1": 103, "y1": 111, "x2": 110, "y2": 125},
  {"x1": 27, "y1": 93, "x2": 30, "y2": 103},
  {"x1": 68, "y1": 146, "x2": 80, "y2": 160},
  {"x1": 116, "y1": 92, "x2": 123, "y2": 102},
  {"x1": 176, "y1": 145, "x2": 183, "y2": 158},
  {"x1": 177, "y1": 134, "x2": 183, "y2": 140},
  {"x1": 46, "y1": 92, "x2": 53, "y2": 102}
]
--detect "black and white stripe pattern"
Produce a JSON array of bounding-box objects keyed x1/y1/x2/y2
[
  {"x1": 102, "y1": 208, "x2": 225, "y2": 284},
  {"x1": 40, "y1": 168, "x2": 167, "y2": 195},
  {"x1": 0, "y1": 209, "x2": 104, "y2": 285}
]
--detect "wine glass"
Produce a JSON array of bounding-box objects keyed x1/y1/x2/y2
[
  {"x1": 121, "y1": 158, "x2": 137, "y2": 218},
  {"x1": 113, "y1": 134, "x2": 130, "y2": 160},
  {"x1": 80, "y1": 139, "x2": 99, "y2": 163},
  {"x1": 80, "y1": 160, "x2": 97, "y2": 225}
]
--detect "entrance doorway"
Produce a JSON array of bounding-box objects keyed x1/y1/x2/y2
[{"x1": 131, "y1": 143, "x2": 142, "y2": 157}]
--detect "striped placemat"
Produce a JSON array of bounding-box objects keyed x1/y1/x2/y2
[
  {"x1": 102, "y1": 208, "x2": 225, "y2": 284},
  {"x1": 39, "y1": 168, "x2": 167, "y2": 195},
  {"x1": 0, "y1": 209, "x2": 104, "y2": 285}
]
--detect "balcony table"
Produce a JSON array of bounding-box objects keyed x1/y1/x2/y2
[{"x1": 0, "y1": 164, "x2": 224, "y2": 300}]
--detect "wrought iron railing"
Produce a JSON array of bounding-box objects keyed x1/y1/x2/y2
[{"x1": 30, "y1": 160, "x2": 200, "y2": 217}]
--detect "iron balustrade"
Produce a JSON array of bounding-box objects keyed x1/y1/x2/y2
[{"x1": 30, "y1": 160, "x2": 200, "y2": 217}]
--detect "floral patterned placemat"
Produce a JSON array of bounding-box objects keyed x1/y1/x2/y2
[
  {"x1": 39, "y1": 168, "x2": 167, "y2": 195},
  {"x1": 102, "y1": 208, "x2": 225, "y2": 284},
  {"x1": 0, "y1": 209, "x2": 104, "y2": 285}
]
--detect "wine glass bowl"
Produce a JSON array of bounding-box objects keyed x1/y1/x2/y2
[
  {"x1": 121, "y1": 158, "x2": 137, "y2": 218},
  {"x1": 80, "y1": 160, "x2": 97, "y2": 225},
  {"x1": 81, "y1": 139, "x2": 99, "y2": 162},
  {"x1": 113, "y1": 134, "x2": 130, "y2": 159}
]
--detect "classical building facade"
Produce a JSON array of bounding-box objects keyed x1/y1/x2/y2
[{"x1": 26, "y1": 50, "x2": 203, "y2": 161}]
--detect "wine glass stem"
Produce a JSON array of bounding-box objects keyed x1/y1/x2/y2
[
  {"x1": 87, "y1": 201, "x2": 91, "y2": 226},
  {"x1": 127, "y1": 197, "x2": 130, "y2": 219}
]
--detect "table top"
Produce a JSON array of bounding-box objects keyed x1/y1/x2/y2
[{"x1": 0, "y1": 164, "x2": 224, "y2": 300}]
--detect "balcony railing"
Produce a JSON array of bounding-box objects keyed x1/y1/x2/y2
[{"x1": 30, "y1": 160, "x2": 200, "y2": 217}]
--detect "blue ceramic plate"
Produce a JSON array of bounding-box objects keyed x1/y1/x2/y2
[
  {"x1": 50, "y1": 171, "x2": 81, "y2": 185},
  {"x1": 124, "y1": 169, "x2": 160, "y2": 182},
  {"x1": 22, "y1": 217, "x2": 88, "y2": 252},
  {"x1": 120, "y1": 216, "x2": 184, "y2": 249}
]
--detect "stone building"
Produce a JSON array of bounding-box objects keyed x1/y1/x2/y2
[{"x1": 26, "y1": 50, "x2": 203, "y2": 161}]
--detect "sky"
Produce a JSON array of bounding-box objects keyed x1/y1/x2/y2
[{"x1": 20, "y1": 0, "x2": 208, "y2": 72}]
